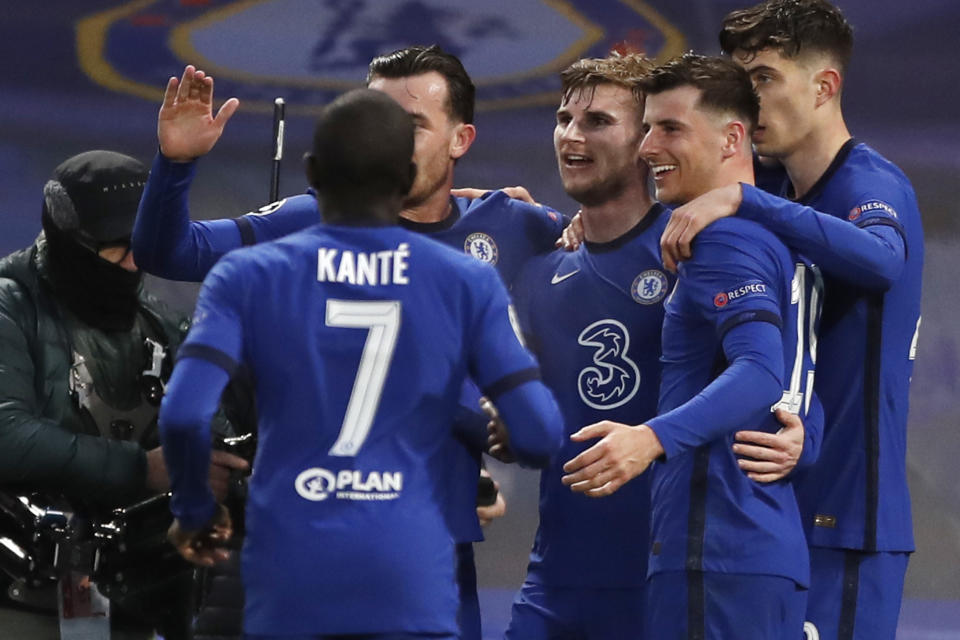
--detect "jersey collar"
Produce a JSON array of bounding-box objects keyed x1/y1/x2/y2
[
  {"x1": 398, "y1": 196, "x2": 461, "y2": 233},
  {"x1": 584, "y1": 202, "x2": 667, "y2": 253},
  {"x1": 797, "y1": 137, "x2": 858, "y2": 205}
]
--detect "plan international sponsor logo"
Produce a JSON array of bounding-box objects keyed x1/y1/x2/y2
[
  {"x1": 295, "y1": 467, "x2": 403, "y2": 502},
  {"x1": 77, "y1": 0, "x2": 685, "y2": 114}
]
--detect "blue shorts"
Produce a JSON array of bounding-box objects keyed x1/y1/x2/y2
[
  {"x1": 645, "y1": 571, "x2": 806, "y2": 640},
  {"x1": 504, "y1": 580, "x2": 646, "y2": 640},
  {"x1": 805, "y1": 547, "x2": 909, "y2": 640}
]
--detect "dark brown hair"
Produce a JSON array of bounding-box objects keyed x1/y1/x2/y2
[
  {"x1": 367, "y1": 45, "x2": 475, "y2": 125},
  {"x1": 640, "y1": 53, "x2": 760, "y2": 134},
  {"x1": 720, "y1": 0, "x2": 853, "y2": 72}
]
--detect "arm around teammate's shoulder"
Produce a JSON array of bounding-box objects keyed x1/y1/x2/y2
[{"x1": 738, "y1": 184, "x2": 905, "y2": 290}]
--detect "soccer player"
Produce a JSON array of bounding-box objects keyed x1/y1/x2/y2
[
  {"x1": 561, "y1": 53, "x2": 823, "y2": 639},
  {"x1": 134, "y1": 47, "x2": 564, "y2": 640},
  {"x1": 657, "y1": 3, "x2": 924, "y2": 637},
  {"x1": 158, "y1": 88, "x2": 564, "y2": 639},
  {"x1": 133, "y1": 51, "x2": 563, "y2": 285},
  {"x1": 499, "y1": 53, "x2": 670, "y2": 640}
]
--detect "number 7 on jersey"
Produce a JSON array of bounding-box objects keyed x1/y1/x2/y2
[{"x1": 325, "y1": 299, "x2": 402, "y2": 456}]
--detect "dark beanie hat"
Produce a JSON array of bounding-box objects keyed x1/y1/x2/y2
[{"x1": 41, "y1": 150, "x2": 149, "y2": 243}]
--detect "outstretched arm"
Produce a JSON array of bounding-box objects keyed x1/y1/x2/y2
[
  {"x1": 659, "y1": 183, "x2": 905, "y2": 289},
  {"x1": 133, "y1": 66, "x2": 246, "y2": 280}
]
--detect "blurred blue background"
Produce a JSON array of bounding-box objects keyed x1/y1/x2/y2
[{"x1": 1, "y1": 1, "x2": 957, "y2": 637}]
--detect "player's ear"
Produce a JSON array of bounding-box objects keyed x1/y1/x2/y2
[
  {"x1": 814, "y1": 68, "x2": 842, "y2": 107},
  {"x1": 449, "y1": 123, "x2": 477, "y2": 160},
  {"x1": 721, "y1": 120, "x2": 747, "y2": 158}
]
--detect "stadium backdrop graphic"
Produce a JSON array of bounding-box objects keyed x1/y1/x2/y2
[{"x1": 76, "y1": 0, "x2": 686, "y2": 114}]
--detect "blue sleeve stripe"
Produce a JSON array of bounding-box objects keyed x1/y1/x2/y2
[
  {"x1": 234, "y1": 216, "x2": 257, "y2": 246},
  {"x1": 717, "y1": 309, "x2": 782, "y2": 337},
  {"x1": 856, "y1": 216, "x2": 908, "y2": 259},
  {"x1": 855, "y1": 215, "x2": 903, "y2": 233},
  {"x1": 176, "y1": 343, "x2": 239, "y2": 377},
  {"x1": 482, "y1": 367, "x2": 541, "y2": 401}
]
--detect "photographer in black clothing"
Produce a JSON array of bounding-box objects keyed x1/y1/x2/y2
[{"x1": 0, "y1": 150, "x2": 249, "y2": 639}]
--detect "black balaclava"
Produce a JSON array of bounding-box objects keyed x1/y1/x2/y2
[{"x1": 39, "y1": 150, "x2": 148, "y2": 332}]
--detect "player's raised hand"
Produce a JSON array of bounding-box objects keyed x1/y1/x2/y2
[
  {"x1": 158, "y1": 65, "x2": 240, "y2": 162},
  {"x1": 167, "y1": 503, "x2": 233, "y2": 567},
  {"x1": 660, "y1": 183, "x2": 743, "y2": 272},
  {"x1": 561, "y1": 421, "x2": 663, "y2": 497},
  {"x1": 732, "y1": 408, "x2": 805, "y2": 483}
]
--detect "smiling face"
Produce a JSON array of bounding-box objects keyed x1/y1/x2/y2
[
  {"x1": 639, "y1": 85, "x2": 729, "y2": 206},
  {"x1": 367, "y1": 71, "x2": 469, "y2": 207},
  {"x1": 553, "y1": 83, "x2": 646, "y2": 207},
  {"x1": 732, "y1": 47, "x2": 823, "y2": 158}
]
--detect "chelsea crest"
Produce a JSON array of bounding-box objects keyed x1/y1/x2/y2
[
  {"x1": 464, "y1": 232, "x2": 499, "y2": 264},
  {"x1": 631, "y1": 270, "x2": 668, "y2": 305}
]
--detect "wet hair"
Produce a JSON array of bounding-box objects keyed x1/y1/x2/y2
[
  {"x1": 640, "y1": 52, "x2": 760, "y2": 134},
  {"x1": 309, "y1": 89, "x2": 415, "y2": 208},
  {"x1": 559, "y1": 52, "x2": 655, "y2": 107},
  {"x1": 719, "y1": 0, "x2": 853, "y2": 73},
  {"x1": 367, "y1": 45, "x2": 475, "y2": 125}
]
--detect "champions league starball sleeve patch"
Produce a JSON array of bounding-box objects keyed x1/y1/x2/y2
[
  {"x1": 848, "y1": 199, "x2": 898, "y2": 221},
  {"x1": 76, "y1": 0, "x2": 685, "y2": 114},
  {"x1": 711, "y1": 280, "x2": 769, "y2": 308}
]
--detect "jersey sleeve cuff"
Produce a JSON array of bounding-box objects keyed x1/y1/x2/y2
[
  {"x1": 171, "y1": 493, "x2": 219, "y2": 532},
  {"x1": 153, "y1": 150, "x2": 198, "y2": 180},
  {"x1": 646, "y1": 416, "x2": 680, "y2": 460}
]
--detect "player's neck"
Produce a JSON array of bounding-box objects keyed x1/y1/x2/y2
[
  {"x1": 580, "y1": 185, "x2": 654, "y2": 244},
  {"x1": 399, "y1": 177, "x2": 455, "y2": 224},
  {"x1": 782, "y1": 116, "x2": 852, "y2": 200},
  {"x1": 710, "y1": 154, "x2": 755, "y2": 194}
]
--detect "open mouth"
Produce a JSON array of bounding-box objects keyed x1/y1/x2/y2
[
  {"x1": 650, "y1": 164, "x2": 677, "y2": 180},
  {"x1": 562, "y1": 153, "x2": 593, "y2": 168}
]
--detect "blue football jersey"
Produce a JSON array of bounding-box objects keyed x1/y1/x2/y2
[
  {"x1": 512, "y1": 204, "x2": 673, "y2": 588},
  {"x1": 134, "y1": 153, "x2": 564, "y2": 544},
  {"x1": 646, "y1": 217, "x2": 822, "y2": 587},
  {"x1": 400, "y1": 190, "x2": 565, "y2": 287},
  {"x1": 166, "y1": 223, "x2": 562, "y2": 635},
  {"x1": 133, "y1": 154, "x2": 564, "y2": 285},
  {"x1": 740, "y1": 140, "x2": 923, "y2": 552}
]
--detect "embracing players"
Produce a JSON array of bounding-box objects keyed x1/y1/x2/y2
[
  {"x1": 660, "y1": 2, "x2": 924, "y2": 636},
  {"x1": 563, "y1": 53, "x2": 824, "y2": 639}
]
